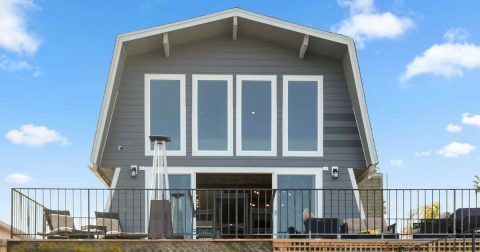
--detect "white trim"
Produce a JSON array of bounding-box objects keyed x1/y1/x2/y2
[
  {"x1": 118, "y1": 9, "x2": 351, "y2": 45},
  {"x1": 144, "y1": 74, "x2": 186, "y2": 156},
  {"x1": 104, "y1": 167, "x2": 121, "y2": 211},
  {"x1": 348, "y1": 168, "x2": 366, "y2": 220},
  {"x1": 236, "y1": 75, "x2": 277, "y2": 156},
  {"x1": 192, "y1": 75, "x2": 233, "y2": 156},
  {"x1": 282, "y1": 75, "x2": 323, "y2": 157},
  {"x1": 344, "y1": 47, "x2": 378, "y2": 165}
]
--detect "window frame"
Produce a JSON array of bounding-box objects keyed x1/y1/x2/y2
[
  {"x1": 144, "y1": 74, "x2": 186, "y2": 156},
  {"x1": 282, "y1": 75, "x2": 323, "y2": 157},
  {"x1": 192, "y1": 74, "x2": 233, "y2": 156},
  {"x1": 236, "y1": 75, "x2": 277, "y2": 156}
]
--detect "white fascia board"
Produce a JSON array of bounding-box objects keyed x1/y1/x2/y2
[
  {"x1": 117, "y1": 8, "x2": 352, "y2": 46},
  {"x1": 90, "y1": 38, "x2": 124, "y2": 167},
  {"x1": 344, "y1": 42, "x2": 378, "y2": 166}
]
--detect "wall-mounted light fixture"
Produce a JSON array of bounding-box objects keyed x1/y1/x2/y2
[
  {"x1": 331, "y1": 166, "x2": 339, "y2": 179},
  {"x1": 130, "y1": 165, "x2": 138, "y2": 178}
]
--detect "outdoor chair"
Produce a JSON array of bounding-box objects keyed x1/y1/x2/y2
[
  {"x1": 40, "y1": 209, "x2": 97, "y2": 239},
  {"x1": 448, "y1": 208, "x2": 480, "y2": 236},
  {"x1": 194, "y1": 208, "x2": 218, "y2": 238},
  {"x1": 95, "y1": 211, "x2": 147, "y2": 239},
  {"x1": 340, "y1": 217, "x2": 398, "y2": 239},
  {"x1": 412, "y1": 212, "x2": 450, "y2": 239},
  {"x1": 303, "y1": 218, "x2": 339, "y2": 238}
]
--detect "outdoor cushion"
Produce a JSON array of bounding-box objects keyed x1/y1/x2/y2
[
  {"x1": 50, "y1": 213, "x2": 75, "y2": 232},
  {"x1": 365, "y1": 218, "x2": 389, "y2": 232},
  {"x1": 343, "y1": 218, "x2": 366, "y2": 234},
  {"x1": 95, "y1": 212, "x2": 122, "y2": 233}
]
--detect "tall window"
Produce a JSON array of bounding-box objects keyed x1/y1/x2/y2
[
  {"x1": 192, "y1": 75, "x2": 233, "y2": 156},
  {"x1": 145, "y1": 74, "x2": 186, "y2": 156},
  {"x1": 236, "y1": 75, "x2": 277, "y2": 156},
  {"x1": 282, "y1": 75, "x2": 323, "y2": 157}
]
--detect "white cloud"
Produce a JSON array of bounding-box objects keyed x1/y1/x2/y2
[
  {"x1": 444, "y1": 28, "x2": 469, "y2": 42},
  {"x1": 401, "y1": 29, "x2": 480, "y2": 80},
  {"x1": 5, "y1": 124, "x2": 69, "y2": 147},
  {"x1": 0, "y1": 55, "x2": 31, "y2": 71},
  {"x1": 0, "y1": 0, "x2": 39, "y2": 55},
  {"x1": 338, "y1": 0, "x2": 375, "y2": 14},
  {"x1": 414, "y1": 150, "x2": 432, "y2": 157},
  {"x1": 5, "y1": 172, "x2": 33, "y2": 184},
  {"x1": 446, "y1": 124, "x2": 462, "y2": 133},
  {"x1": 333, "y1": 0, "x2": 413, "y2": 48},
  {"x1": 437, "y1": 142, "x2": 475, "y2": 158},
  {"x1": 32, "y1": 66, "x2": 41, "y2": 77},
  {"x1": 462, "y1": 113, "x2": 480, "y2": 127},
  {"x1": 390, "y1": 159, "x2": 404, "y2": 166}
]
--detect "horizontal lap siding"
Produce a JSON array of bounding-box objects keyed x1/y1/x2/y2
[
  {"x1": 102, "y1": 35, "x2": 366, "y2": 172},
  {"x1": 104, "y1": 35, "x2": 366, "y2": 232}
]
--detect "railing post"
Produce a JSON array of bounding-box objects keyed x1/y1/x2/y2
[
  {"x1": 10, "y1": 189, "x2": 14, "y2": 239},
  {"x1": 453, "y1": 189, "x2": 458, "y2": 252},
  {"x1": 87, "y1": 189, "x2": 91, "y2": 237},
  {"x1": 472, "y1": 231, "x2": 476, "y2": 252},
  {"x1": 308, "y1": 190, "x2": 311, "y2": 239}
]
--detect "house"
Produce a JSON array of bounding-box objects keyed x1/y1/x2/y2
[{"x1": 88, "y1": 8, "x2": 379, "y2": 237}]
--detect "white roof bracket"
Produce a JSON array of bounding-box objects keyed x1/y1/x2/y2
[
  {"x1": 233, "y1": 16, "x2": 238, "y2": 40},
  {"x1": 163, "y1": 33, "x2": 170, "y2": 58},
  {"x1": 299, "y1": 34, "x2": 309, "y2": 59}
]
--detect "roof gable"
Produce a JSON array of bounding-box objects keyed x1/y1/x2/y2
[{"x1": 89, "y1": 8, "x2": 378, "y2": 186}]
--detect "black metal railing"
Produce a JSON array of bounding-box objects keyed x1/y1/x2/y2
[{"x1": 11, "y1": 188, "x2": 480, "y2": 241}]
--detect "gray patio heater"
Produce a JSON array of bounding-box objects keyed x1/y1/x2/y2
[{"x1": 148, "y1": 135, "x2": 173, "y2": 239}]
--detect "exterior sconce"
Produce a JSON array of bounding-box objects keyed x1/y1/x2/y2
[
  {"x1": 331, "y1": 166, "x2": 339, "y2": 179},
  {"x1": 130, "y1": 165, "x2": 138, "y2": 178}
]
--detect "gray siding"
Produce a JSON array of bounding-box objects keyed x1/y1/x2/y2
[
  {"x1": 105, "y1": 35, "x2": 365, "y2": 231},
  {"x1": 101, "y1": 35, "x2": 366, "y2": 170}
]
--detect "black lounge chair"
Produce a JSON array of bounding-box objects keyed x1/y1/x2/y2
[
  {"x1": 40, "y1": 209, "x2": 97, "y2": 239},
  {"x1": 304, "y1": 218, "x2": 339, "y2": 238},
  {"x1": 412, "y1": 216, "x2": 450, "y2": 239},
  {"x1": 95, "y1": 211, "x2": 147, "y2": 239},
  {"x1": 413, "y1": 209, "x2": 480, "y2": 239},
  {"x1": 448, "y1": 208, "x2": 480, "y2": 238}
]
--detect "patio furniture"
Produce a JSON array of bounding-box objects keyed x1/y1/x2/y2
[
  {"x1": 304, "y1": 218, "x2": 339, "y2": 238},
  {"x1": 449, "y1": 208, "x2": 480, "y2": 234},
  {"x1": 340, "y1": 217, "x2": 398, "y2": 239},
  {"x1": 40, "y1": 209, "x2": 98, "y2": 239},
  {"x1": 194, "y1": 208, "x2": 218, "y2": 238},
  {"x1": 95, "y1": 211, "x2": 147, "y2": 239},
  {"x1": 412, "y1": 213, "x2": 450, "y2": 239}
]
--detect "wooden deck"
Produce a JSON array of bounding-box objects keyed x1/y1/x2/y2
[
  {"x1": 5, "y1": 238, "x2": 480, "y2": 252},
  {"x1": 272, "y1": 239, "x2": 480, "y2": 252}
]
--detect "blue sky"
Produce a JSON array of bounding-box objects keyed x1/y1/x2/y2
[{"x1": 1, "y1": 0, "x2": 479, "y2": 223}]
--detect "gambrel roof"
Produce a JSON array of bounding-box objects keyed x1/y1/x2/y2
[{"x1": 89, "y1": 8, "x2": 378, "y2": 186}]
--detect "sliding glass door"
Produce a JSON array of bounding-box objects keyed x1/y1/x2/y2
[{"x1": 273, "y1": 171, "x2": 322, "y2": 237}]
